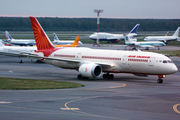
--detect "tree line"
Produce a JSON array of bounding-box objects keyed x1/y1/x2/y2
[{"x1": 0, "y1": 17, "x2": 180, "y2": 32}]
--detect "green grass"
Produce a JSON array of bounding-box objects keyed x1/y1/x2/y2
[
  {"x1": 146, "y1": 50, "x2": 180, "y2": 56},
  {"x1": 0, "y1": 77, "x2": 84, "y2": 90}
]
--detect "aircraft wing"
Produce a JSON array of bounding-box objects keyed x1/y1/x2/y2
[
  {"x1": 28, "y1": 53, "x2": 113, "y2": 68},
  {"x1": 0, "y1": 50, "x2": 33, "y2": 57},
  {"x1": 0, "y1": 49, "x2": 113, "y2": 68}
]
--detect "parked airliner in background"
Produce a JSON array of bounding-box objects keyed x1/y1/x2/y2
[
  {"x1": 0, "y1": 35, "x2": 80, "y2": 62},
  {"x1": 144, "y1": 27, "x2": 180, "y2": 43},
  {"x1": 5, "y1": 31, "x2": 36, "y2": 46},
  {"x1": 28, "y1": 16, "x2": 178, "y2": 83},
  {"x1": 53, "y1": 33, "x2": 83, "y2": 45},
  {"x1": 89, "y1": 32, "x2": 124, "y2": 43},
  {"x1": 125, "y1": 24, "x2": 166, "y2": 50},
  {"x1": 0, "y1": 40, "x2": 36, "y2": 62}
]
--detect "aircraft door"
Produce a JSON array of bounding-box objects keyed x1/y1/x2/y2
[
  {"x1": 149, "y1": 57, "x2": 155, "y2": 66},
  {"x1": 122, "y1": 56, "x2": 127, "y2": 65},
  {"x1": 122, "y1": 55, "x2": 131, "y2": 69},
  {"x1": 76, "y1": 53, "x2": 81, "y2": 60}
]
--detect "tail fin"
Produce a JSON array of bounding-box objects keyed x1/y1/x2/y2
[
  {"x1": 125, "y1": 35, "x2": 137, "y2": 43},
  {"x1": 53, "y1": 33, "x2": 59, "y2": 41},
  {"x1": 5, "y1": 31, "x2": 12, "y2": 40},
  {"x1": 165, "y1": 32, "x2": 169, "y2": 36},
  {"x1": 71, "y1": 36, "x2": 80, "y2": 46},
  {"x1": 29, "y1": 16, "x2": 55, "y2": 50},
  {"x1": 129, "y1": 24, "x2": 140, "y2": 34},
  {"x1": 173, "y1": 27, "x2": 180, "y2": 37},
  {"x1": 0, "y1": 40, "x2": 5, "y2": 47}
]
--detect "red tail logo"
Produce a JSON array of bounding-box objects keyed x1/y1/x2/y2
[{"x1": 30, "y1": 17, "x2": 55, "y2": 50}]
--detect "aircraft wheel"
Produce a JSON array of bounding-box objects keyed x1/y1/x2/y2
[
  {"x1": 103, "y1": 74, "x2": 107, "y2": 79},
  {"x1": 19, "y1": 60, "x2": 23, "y2": 63},
  {"x1": 77, "y1": 74, "x2": 82, "y2": 79},
  {"x1": 157, "y1": 78, "x2": 163, "y2": 83},
  {"x1": 110, "y1": 74, "x2": 114, "y2": 79},
  {"x1": 103, "y1": 74, "x2": 114, "y2": 79}
]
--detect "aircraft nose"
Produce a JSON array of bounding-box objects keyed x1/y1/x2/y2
[
  {"x1": 170, "y1": 65, "x2": 178, "y2": 74},
  {"x1": 89, "y1": 35, "x2": 93, "y2": 39}
]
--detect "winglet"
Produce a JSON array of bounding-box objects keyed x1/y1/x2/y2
[
  {"x1": 71, "y1": 36, "x2": 80, "y2": 46},
  {"x1": 173, "y1": 27, "x2": 180, "y2": 37},
  {"x1": 5, "y1": 31, "x2": 12, "y2": 40},
  {"x1": 29, "y1": 16, "x2": 55, "y2": 50},
  {"x1": 129, "y1": 24, "x2": 140, "y2": 34}
]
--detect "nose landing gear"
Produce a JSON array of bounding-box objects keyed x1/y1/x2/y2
[
  {"x1": 157, "y1": 78, "x2": 163, "y2": 83},
  {"x1": 157, "y1": 75, "x2": 165, "y2": 83}
]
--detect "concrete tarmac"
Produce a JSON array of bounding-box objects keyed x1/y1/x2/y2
[{"x1": 0, "y1": 45, "x2": 180, "y2": 120}]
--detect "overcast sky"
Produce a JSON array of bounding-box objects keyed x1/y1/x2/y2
[{"x1": 0, "y1": 0, "x2": 179, "y2": 19}]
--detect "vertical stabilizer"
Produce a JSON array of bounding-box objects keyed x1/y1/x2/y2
[
  {"x1": 5, "y1": 31, "x2": 13, "y2": 40},
  {"x1": 129, "y1": 24, "x2": 140, "y2": 34},
  {"x1": 71, "y1": 36, "x2": 80, "y2": 46},
  {"x1": 173, "y1": 27, "x2": 180, "y2": 37},
  {"x1": 53, "y1": 33, "x2": 59, "y2": 41},
  {"x1": 165, "y1": 32, "x2": 169, "y2": 36},
  {"x1": 29, "y1": 17, "x2": 55, "y2": 50}
]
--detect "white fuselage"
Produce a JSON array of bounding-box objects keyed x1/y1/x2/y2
[
  {"x1": 89, "y1": 32, "x2": 125, "y2": 42},
  {"x1": 144, "y1": 36, "x2": 178, "y2": 42},
  {"x1": 0, "y1": 45, "x2": 37, "y2": 55},
  {"x1": 8, "y1": 39, "x2": 36, "y2": 46},
  {"x1": 125, "y1": 34, "x2": 165, "y2": 48},
  {"x1": 35, "y1": 47, "x2": 178, "y2": 75}
]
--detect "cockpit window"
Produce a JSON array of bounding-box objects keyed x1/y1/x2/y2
[
  {"x1": 163, "y1": 60, "x2": 167, "y2": 63},
  {"x1": 168, "y1": 60, "x2": 173, "y2": 63},
  {"x1": 163, "y1": 60, "x2": 173, "y2": 63}
]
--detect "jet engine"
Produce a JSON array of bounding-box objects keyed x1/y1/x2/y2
[{"x1": 78, "y1": 64, "x2": 102, "y2": 78}]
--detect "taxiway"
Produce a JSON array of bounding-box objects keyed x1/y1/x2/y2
[{"x1": 0, "y1": 45, "x2": 180, "y2": 120}]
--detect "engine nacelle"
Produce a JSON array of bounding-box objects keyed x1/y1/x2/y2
[{"x1": 78, "y1": 64, "x2": 102, "y2": 78}]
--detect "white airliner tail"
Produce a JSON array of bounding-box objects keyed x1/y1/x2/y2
[
  {"x1": 125, "y1": 24, "x2": 140, "y2": 43},
  {"x1": 5, "y1": 31, "x2": 13, "y2": 41},
  {"x1": 53, "y1": 33, "x2": 59, "y2": 41},
  {"x1": 173, "y1": 27, "x2": 180, "y2": 37}
]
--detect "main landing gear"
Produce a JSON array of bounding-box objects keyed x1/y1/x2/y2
[
  {"x1": 77, "y1": 74, "x2": 89, "y2": 80},
  {"x1": 157, "y1": 75, "x2": 165, "y2": 83},
  {"x1": 103, "y1": 73, "x2": 114, "y2": 79}
]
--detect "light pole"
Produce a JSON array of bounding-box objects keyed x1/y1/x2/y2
[{"x1": 94, "y1": 9, "x2": 103, "y2": 46}]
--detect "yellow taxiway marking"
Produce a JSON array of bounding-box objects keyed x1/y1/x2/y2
[
  {"x1": 0, "y1": 101, "x2": 12, "y2": 104},
  {"x1": 60, "y1": 98, "x2": 82, "y2": 111},
  {"x1": 173, "y1": 103, "x2": 180, "y2": 114},
  {"x1": 60, "y1": 108, "x2": 80, "y2": 110},
  {"x1": 60, "y1": 83, "x2": 127, "y2": 111}
]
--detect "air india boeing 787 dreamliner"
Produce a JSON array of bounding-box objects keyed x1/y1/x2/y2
[{"x1": 29, "y1": 16, "x2": 178, "y2": 83}]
